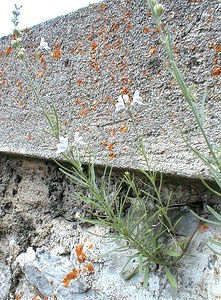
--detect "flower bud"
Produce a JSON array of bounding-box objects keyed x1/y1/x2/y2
[
  {"x1": 11, "y1": 40, "x2": 18, "y2": 48},
  {"x1": 13, "y1": 28, "x2": 21, "y2": 37},
  {"x1": 154, "y1": 4, "x2": 164, "y2": 17},
  {"x1": 18, "y1": 48, "x2": 25, "y2": 60}
]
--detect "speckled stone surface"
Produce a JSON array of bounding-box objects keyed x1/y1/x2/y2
[{"x1": 0, "y1": 0, "x2": 220, "y2": 179}]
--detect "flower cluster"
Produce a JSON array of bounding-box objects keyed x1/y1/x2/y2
[
  {"x1": 11, "y1": 5, "x2": 50, "y2": 60},
  {"x1": 115, "y1": 90, "x2": 144, "y2": 113},
  {"x1": 56, "y1": 132, "x2": 85, "y2": 155},
  {"x1": 150, "y1": 0, "x2": 164, "y2": 17}
]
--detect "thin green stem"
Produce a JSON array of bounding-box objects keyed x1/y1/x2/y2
[{"x1": 148, "y1": 0, "x2": 219, "y2": 167}]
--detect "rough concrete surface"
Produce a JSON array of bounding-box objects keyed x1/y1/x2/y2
[
  {"x1": 0, "y1": 154, "x2": 221, "y2": 299},
  {"x1": 0, "y1": 0, "x2": 220, "y2": 179}
]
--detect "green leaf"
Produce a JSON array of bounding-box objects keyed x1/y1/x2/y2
[
  {"x1": 165, "y1": 249, "x2": 181, "y2": 257},
  {"x1": 207, "y1": 245, "x2": 221, "y2": 256},
  {"x1": 142, "y1": 265, "x2": 149, "y2": 289},
  {"x1": 165, "y1": 267, "x2": 178, "y2": 288},
  {"x1": 191, "y1": 210, "x2": 221, "y2": 227},
  {"x1": 208, "y1": 238, "x2": 221, "y2": 248},
  {"x1": 207, "y1": 206, "x2": 221, "y2": 223},
  {"x1": 139, "y1": 254, "x2": 143, "y2": 274}
]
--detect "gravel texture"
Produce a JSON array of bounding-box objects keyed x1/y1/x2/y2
[{"x1": 0, "y1": 0, "x2": 220, "y2": 180}]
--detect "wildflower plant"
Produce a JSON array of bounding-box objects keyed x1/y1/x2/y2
[
  {"x1": 9, "y1": 3, "x2": 206, "y2": 289},
  {"x1": 147, "y1": 0, "x2": 221, "y2": 250}
]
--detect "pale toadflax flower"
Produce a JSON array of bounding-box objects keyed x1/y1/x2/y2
[
  {"x1": 56, "y1": 136, "x2": 69, "y2": 154},
  {"x1": 131, "y1": 90, "x2": 143, "y2": 106},
  {"x1": 38, "y1": 37, "x2": 50, "y2": 51},
  {"x1": 115, "y1": 90, "x2": 143, "y2": 112},
  {"x1": 115, "y1": 94, "x2": 130, "y2": 112},
  {"x1": 73, "y1": 132, "x2": 86, "y2": 148}
]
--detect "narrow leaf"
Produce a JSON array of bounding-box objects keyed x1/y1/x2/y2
[{"x1": 165, "y1": 267, "x2": 178, "y2": 288}]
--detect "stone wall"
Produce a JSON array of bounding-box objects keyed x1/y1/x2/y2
[{"x1": 0, "y1": 153, "x2": 221, "y2": 299}]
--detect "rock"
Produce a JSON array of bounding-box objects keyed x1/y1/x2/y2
[
  {"x1": 16, "y1": 247, "x2": 91, "y2": 299},
  {"x1": 0, "y1": 262, "x2": 12, "y2": 300}
]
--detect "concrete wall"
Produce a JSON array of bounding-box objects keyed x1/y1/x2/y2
[{"x1": 0, "y1": 0, "x2": 220, "y2": 179}]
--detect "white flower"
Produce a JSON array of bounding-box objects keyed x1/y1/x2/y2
[
  {"x1": 73, "y1": 132, "x2": 86, "y2": 148},
  {"x1": 131, "y1": 90, "x2": 143, "y2": 106},
  {"x1": 115, "y1": 94, "x2": 130, "y2": 112},
  {"x1": 38, "y1": 37, "x2": 50, "y2": 51},
  {"x1": 115, "y1": 90, "x2": 143, "y2": 113},
  {"x1": 56, "y1": 136, "x2": 69, "y2": 154}
]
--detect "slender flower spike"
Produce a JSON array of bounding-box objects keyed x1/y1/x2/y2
[
  {"x1": 131, "y1": 90, "x2": 143, "y2": 106},
  {"x1": 56, "y1": 136, "x2": 69, "y2": 154},
  {"x1": 73, "y1": 132, "x2": 86, "y2": 148},
  {"x1": 38, "y1": 37, "x2": 50, "y2": 51},
  {"x1": 115, "y1": 95, "x2": 129, "y2": 112}
]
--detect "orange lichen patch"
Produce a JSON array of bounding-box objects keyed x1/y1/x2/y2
[
  {"x1": 39, "y1": 53, "x2": 45, "y2": 65},
  {"x1": 32, "y1": 295, "x2": 47, "y2": 300},
  {"x1": 74, "y1": 98, "x2": 81, "y2": 105},
  {"x1": 121, "y1": 86, "x2": 129, "y2": 94},
  {"x1": 107, "y1": 143, "x2": 114, "y2": 151},
  {"x1": 62, "y1": 268, "x2": 80, "y2": 288},
  {"x1": 79, "y1": 109, "x2": 89, "y2": 117},
  {"x1": 77, "y1": 79, "x2": 84, "y2": 86},
  {"x1": 91, "y1": 40, "x2": 98, "y2": 50},
  {"x1": 147, "y1": 11, "x2": 152, "y2": 17},
  {"x1": 16, "y1": 81, "x2": 22, "y2": 94},
  {"x1": 125, "y1": 11, "x2": 131, "y2": 17},
  {"x1": 18, "y1": 100, "x2": 23, "y2": 109},
  {"x1": 121, "y1": 77, "x2": 127, "y2": 83},
  {"x1": 15, "y1": 291, "x2": 24, "y2": 300},
  {"x1": 126, "y1": 22, "x2": 132, "y2": 32},
  {"x1": 122, "y1": 146, "x2": 129, "y2": 151},
  {"x1": 99, "y1": 3, "x2": 108, "y2": 11},
  {"x1": 36, "y1": 71, "x2": 44, "y2": 78},
  {"x1": 87, "y1": 263, "x2": 94, "y2": 272},
  {"x1": 94, "y1": 64, "x2": 100, "y2": 71},
  {"x1": 75, "y1": 244, "x2": 87, "y2": 263},
  {"x1": 51, "y1": 44, "x2": 61, "y2": 60},
  {"x1": 143, "y1": 26, "x2": 150, "y2": 33},
  {"x1": 87, "y1": 243, "x2": 94, "y2": 250},
  {"x1": 109, "y1": 152, "x2": 117, "y2": 159},
  {"x1": 6, "y1": 46, "x2": 12, "y2": 56},
  {"x1": 22, "y1": 27, "x2": 30, "y2": 33},
  {"x1": 199, "y1": 223, "x2": 209, "y2": 233},
  {"x1": 120, "y1": 124, "x2": 128, "y2": 133},
  {"x1": 101, "y1": 139, "x2": 108, "y2": 147},
  {"x1": 105, "y1": 96, "x2": 111, "y2": 102},
  {"x1": 212, "y1": 65, "x2": 221, "y2": 77},
  {"x1": 107, "y1": 127, "x2": 116, "y2": 136},
  {"x1": 149, "y1": 47, "x2": 156, "y2": 55},
  {"x1": 27, "y1": 132, "x2": 32, "y2": 141},
  {"x1": 70, "y1": 44, "x2": 83, "y2": 55},
  {"x1": 213, "y1": 57, "x2": 218, "y2": 65},
  {"x1": 210, "y1": 44, "x2": 221, "y2": 53},
  {"x1": 174, "y1": 46, "x2": 179, "y2": 56}
]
